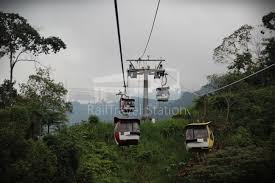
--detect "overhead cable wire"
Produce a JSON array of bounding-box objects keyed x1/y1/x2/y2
[
  {"x1": 197, "y1": 63, "x2": 275, "y2": 96},
  {"x1": 140, "y1": 0, "x2": 161, "y2": 58},
  {"x1": 114, "y1": 0, "x2": 126, "y2": 90}
]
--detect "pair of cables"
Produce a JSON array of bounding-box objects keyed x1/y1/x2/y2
[{"x1": 114, "y1": 0, "x2": 161, "y2": 90}]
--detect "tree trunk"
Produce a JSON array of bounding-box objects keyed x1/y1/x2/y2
[
  {"x1": 225, "y1": 97, "x2": 230, "y2": 122},
  {"x1": 9, "y1": 51, "x2": 13, "y2": 83},
  {"x1": 204, "y1": 96, "x2": 208, "y2": 121},
  {"x1": 10, "y1": 66, "x2": 14, "y2": 84},
  {"x1": 47, "y1": 123, "x2": 50, "y2": 134},
  {"x1": 9, "y1": 51, "x2": 14, "y2": 106}
]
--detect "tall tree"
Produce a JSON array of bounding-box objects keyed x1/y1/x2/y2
[
  {"x1": 261, "y1": 12, "x2": 275, "y2": 67},
  {"x1": 213, "y1": 21, "x2": 273, "y2": 67},
  {"x1": 20, "y1": 68, "x2": 72, "y2": 134},
  {"x1": 0, "y1": 12, "x2": 66, "y2": 83},
  {"x1": 260, "y1": 12, "x2": 275, "y2": 84},
  {"x1": 213, "y1": 24, "x2": 253, "y2": 64}
]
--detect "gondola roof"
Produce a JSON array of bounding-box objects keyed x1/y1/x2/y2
[
  {"x1": 121, "y1": 98, "x2": 135, "y2": 101},
  {"x1": 156, "y1": 86, "x2": 170, "y2": 90},
  {"x1": 185, "y1": 122, "x2": 211, "y2": 128},
  {"x1": 114, "y1": 117, "x2": 140, "y2": 124}
]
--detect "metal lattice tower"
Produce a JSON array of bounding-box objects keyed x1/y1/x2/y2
[{"x1": 126, "y1": 58, "x2": 166, "y2": 120}]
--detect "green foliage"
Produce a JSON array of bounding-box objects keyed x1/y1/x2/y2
[
  {"x1": 269, "y1": 123, "x2": 275, "y2": 165},
  {"x1": 88, "y1": 115, "x2": 99, "y2": 125},
  {"x1": 20, "y1": 68, "x2": 71, "y2": 114},
  {"x1": 19, "y1": 141, "x2": 57, "y2": 183},
  {"x1": 0, "y1": 67, "x2": 77, "y2": 183},
  {"x1": 0, "y1": 130, "x2": 57, "y2": 183},
  {"x1": 43, "y1": 135, "x2": 80, "y2": 183},
  {"x1": 0, "y1": 105, "x2": 31, "y2": 136},
  {"x1": 0, "y1": 11, "x2": 82, "y2": 183},
  {"x1": 206, "y1": 73, "x2": 249, "y2": 92},
  {"x1": 261, "y1": 38, "x2": 275, "y2": 85},
  {"x1": 55, "y1": 119, "x2": 189, "y2": 182},
  {"x1": 0, "y1": 80, "x2": 17, "y2": 108},
  {"x1": 180, "y1": 146, "x2": 272, "y2": 183},
  {"x1": 226, "y1": 126, "x2": 253, "y2": 146},
  {"x1": 76, "y1": 166, "x2": 95, "y2": 183},
  {"x1": 20, "y1": 68, "x2": 72, "y2": 134},
  {"x1": 228, "y1": 52, "x2": 254, "y2": 73}
]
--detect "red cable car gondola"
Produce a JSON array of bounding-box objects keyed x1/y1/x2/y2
[{"x1": 114, "y1": 117, "x2": 140, "y2": 146}]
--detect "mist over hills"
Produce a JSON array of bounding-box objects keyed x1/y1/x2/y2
[{"x1": 68, "y1": 91, "x2": 197, "y2": 123}]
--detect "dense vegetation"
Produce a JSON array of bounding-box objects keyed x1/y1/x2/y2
[
  {"x1": 57, "y1": 119, "x2": 189, "y2": 182},
  {"x1": 175, "y1": 12, "x2": 275, "y2": 182},
  {"x1": 0, "y1": 11, "x2": 274, "y2": 183}
]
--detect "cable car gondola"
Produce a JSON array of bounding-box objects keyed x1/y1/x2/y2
[
  {"x1": 114, "y1": 117, "x2": 140, "y2": 146},
  {"x1": 156, "y1": 86, "x2": 170, "y2": 102},
  {"x1": 185, "y1": 122, "x2": 214, "y2": 152},
  {"x1": 120, "y1": 95, "x2": 135, "y2": 113},
  {"x1": 128, "y1": 64, "x2": 137, "y2": 78}
]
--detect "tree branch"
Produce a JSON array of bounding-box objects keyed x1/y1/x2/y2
[
  {"x1": 13, "y1": 49, "x2": 27, "y2": 67},
  {"x1": 17, "y1": 59, "x2": 39, "y2": 63},
  {"x1": 13, "y1": 39, "x2": 36, "y2": 66},
  {"x1": 17, "y1": 59, "x2": 49, "y2": 69}
]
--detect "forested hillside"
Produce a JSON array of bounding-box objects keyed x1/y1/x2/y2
[
  {"x1": 175, "y1": 12, "x2": 275, "y2": 182},
  {"x1": 0, "y1": 10, "x2": 274, "y2": 183}
]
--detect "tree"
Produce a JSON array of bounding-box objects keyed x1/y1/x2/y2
[
  {"x1": 208, "y1": 91, "x2": 237, "y2": 123},
  {"x1": 213, "y1": 13, "x2": 274, "y2": 68},
  {"x1": 262, "y1": 12, "x2": 275, "y2": 30},
  {"x1": 213, "y1": 24, "x2": 253, "y2": 64},
  {"x1": 20, "y1": 68, "x2": 72, "y2": 134},
  {"x1": 228, "y1": 52, "x2": 254, "y2": 73},
  {"x1": 260, "y1": 12, "x2": 275, "y2": 84},
  {"x1": 260, "y1": 38, "x2": 275, "y2": 85},
  {"x1": 0, "y1": 80, "x2": 17, "y2": 108},
  {"x1": 0, "y1": 12, "x2": 66, "y2": 83},
  {"x1": 206, "y1": 73, "x2": 249, "y2": 93}
]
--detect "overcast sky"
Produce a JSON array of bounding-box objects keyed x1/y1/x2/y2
[{"x1": 0, "y1": 0, "x2": 274, "y2": 94}]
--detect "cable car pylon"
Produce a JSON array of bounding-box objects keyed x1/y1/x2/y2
[{"x1": 126, "y1": 58, "x2": 169, "y2": 121}]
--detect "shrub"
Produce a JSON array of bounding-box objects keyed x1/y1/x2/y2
[{"x1": 88, "y1": 115, "x2": 99, "y2": 125}]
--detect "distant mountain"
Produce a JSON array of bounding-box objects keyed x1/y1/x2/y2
[{"x1": 68, "y1": 91, "x2": 196, "y2": 123}]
